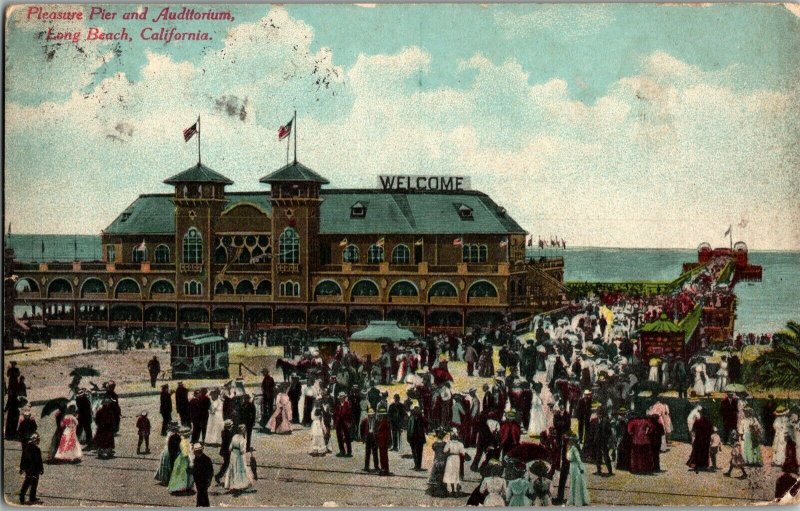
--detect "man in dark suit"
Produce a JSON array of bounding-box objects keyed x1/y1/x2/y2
[
  {"x1": 595, "y1": 410, "x2": 614, "y2": 476},
  {"x1": 198, "y1": 388, "x2": 211, "y2": 442},
  {"x1": 388, "y1": 394, "x2": 406, "y2": 451},
  {"x1": 240, "y1": 394, "x2": 256, "y2": 451},
  {"x1": 175, "y1": 382, "x2": 190, "y2": 426},
  {"x1": 76, "y1": 389, "x2": 94, "y2": 447},
  {"x1": 192, "y1": 444, "x2": 214, "y2": 507},
  {"x1": 160, "y1": 384, "x2": 173, "y2": 436},
  {"x1": 575, "y1": 390, "x2": 593, "y2": 443},
  {"x1": 190, "y1": 391, "x2": 203, "y2": 443},
  {"x1": 720, "y1": 391, "x2": 739, "y2": 443},
  {"x1": 287, "y1": 375, "x2": 302, "y2": 424},
  {"x1": 406, "y1": 404, "x2": 428, "y2": 471},
  {"x1": 260, "y1": 369, "x2": 275, "y2": 430},
  {"x1": 361, "y1": 409, "x2": 379, "y2": 472},
  {"x1": 147, "y1": 356, "x2": 161, "y2": 388},
  {"x1": 334, "y1": 392, "x2": 353, "y2": 457},
  {"x1": 376, "y1": 406, "x2": 392, "y2": 475},
  {"x1": 214, "y1": 420, "x2": 233, "y2": 485},
  {"x1": 19, "y1": 433, "x2": 44, "y2": 505}
]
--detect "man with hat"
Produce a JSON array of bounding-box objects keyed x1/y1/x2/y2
[
  {"x1": 17, "y1": 406, "x2": 38, "y2": 447},
  {"x1": 147, "y1": 355, "x2": 161, "y2": 388},
  {"x1": 137, "y1": 411, "x2": 152, "y2": 454},
  {"x1": 175, "y1": 381, "x2": 190, "y2": 426},
  {"x1": 720, "y1": 390, "x2": 739, "y2": 444},
  {"x1": 287, "y1": 374, "x2": 302, "y2": 425},
  {"x1": 160, "y1": 384, "x2": 173, "y2": 436},
  {"x1": 19, "y1": 432, "x2": 44, "y2": 505},
  {"x1": 575, "y1": 389, "x2": 593, "y2": 444},
  {"x1": 361, "y1": 408, "x2": 380, "y2": 472},
  {"x1": 75, "y1": 388, "x2": 93, "y2": 448},
  {"x1": 376, "y1": 405, "x2": 392, "y2": 475},
  {"x1": 240, "y1": 394, "x2": 256, "y2": 451},
  {"x1": 388, "y1": 394, "x2": 406, "y2": 452},
  {"x1": 94, "y1": 398, "x2": 116, "y2": 459},
  {"x1": 192, "y1": 443, "x2": 214, "y2": 507},
  {"x1": 334, "y1": 392, "x2": 353, "y2": 457},
  {"x1": 260, "y1": 368, "x2": 275, "y2": 431},
  {"x1": 214, "y1": 420, "x2": 234, "y2": 485},
  {"x1": 407, "y1": 402, "x2": 428, "y2": 471}
]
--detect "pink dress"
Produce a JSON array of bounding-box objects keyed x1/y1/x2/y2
[
  {"x1": 55, "y1": 415, "x2": 82, "y2": 461},
  {"x1": 267, "y1": 393, "x2": 293, "y2": 434}
]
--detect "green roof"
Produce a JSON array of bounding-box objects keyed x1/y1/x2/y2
[
  {"x1": 259, "y1": 160, "x2": 330, "y2": 184},
  {"x1": 350, "y1": 321, "x2": 416, "y2": 342},
  {"x1": 640, "y1": 313, "x2": 683, "y2": 333},
  {"x1": 164, "y1": 163, "x2": 233, "y2": 185},
  {"x1": 179, "y1": 333, "x2": 226, "y2": 345},
  {"x1": 103, "y1": 189, "x2": 525, "y2": 236}
]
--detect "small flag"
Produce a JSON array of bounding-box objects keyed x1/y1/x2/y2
[
  {"x1": 527, "y1": 236, "x2": 532, "y2": 247},
  {"x1": 339, "y1": 238, "x2": 348, "y2": 248},
  {"x1": 183, "y1": 121, "x2": 198, "y2": 142},
  {"x1": 499, "y1": 238, "x2": 509, "y2": 248},
  {"x1": 453, "y1": 237, "x2": 463, "y2": 247},
  {"x1": 375, "y1": 237, "x2": 385, "y2": 248},
  {"x1": 539, "y1": 238, "x2": 545, "y2": 250},
  {"x1": 135, "y1": 240, "x2": 146, "y2": 251},
  {"x1": 415, "y1": 238, "x2": 424, "y2": 246},
  {"x1": 723, "y1": 225, "x2": 732, "y2": 237},
  {"x1": 278, "y1": 118, "x2": 293, "y2": 140}
]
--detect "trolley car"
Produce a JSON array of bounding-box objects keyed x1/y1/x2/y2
[{"x1": 171, "y1": 333, "x2": 229, "y2": 379}]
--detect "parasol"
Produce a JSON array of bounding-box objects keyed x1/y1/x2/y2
[
  {"x1": 723, "y1": 383, "x2": 748, "y2": 394},
  {"x1": 505, "y1": 442, "x2": 550, "y2": 464},
  {"x1": 41, "y1": 397, "x2": 69, "y2": 417},
  {"x1": 69, "y1": 366, "x2": 100, "y2": 378}
]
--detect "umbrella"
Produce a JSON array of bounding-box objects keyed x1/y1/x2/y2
[
  {"x1": 41, "y1": 397, "x2": 69, "y2": 418},
  {"x1": 505, "y1": 442, "x2": 550, "y2": 464},
  {"x1": 723, "y1": 383, "x2": 748, "y2": 393},
  {"x1": 527, "y1": 459, "x2": 550, "y2": 478},
  {"x1": 69, "y1": 366, "x2": 100, "y2": 378}
]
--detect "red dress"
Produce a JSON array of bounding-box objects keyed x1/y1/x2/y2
[{"x1": 627, "y1": 418, "x2": 653, "y2": 473}]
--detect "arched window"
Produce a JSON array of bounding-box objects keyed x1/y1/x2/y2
[
  {"x1": 154, "y1": 244, "x2": 170, "y2": 263},
  {"x1": 80, "y1": 278, "x2": 106, "y2": 297},
  {"x1": 462, "y1": 244, "x2": 487, "y2": 263},
  {"x1": 184, "y1": 281, "x2": 203, "y2": 295},
  {"x1": 279, "y1": 228, "x2": 299, "y2": 264},
  {"x1": 368, "y1": 244, "x2": 384, "y2": 264},
  {"x1": 391, "y1": 245, "x2": 411, "y2": 264},
  {"x1": 214, "y1": 245, "x2": 227, "y2": 264},
  {"x1": 238, "y1": 247, "x2": 252, "y2": 264},
  {"x1": 343, "y1": 244, "x2": 360, "y2": 263},
  {"x1": 467, "y1": 280, "x2": 498, "y2": 298},
  {"x1": 256, "y1": 280, "x2": 272, "y2": 295},
  {"x1": 280, "y1": 281, "x2": 300, "y2": 297},
  {"x1": 351, "y1": 280, "x2": 379, "y2": 297},
  {"x1": 314, "y1": 280, "x2": 342, "y2": 297},
  {"x1": 389, "y1": 280, "x2": 418, "y2": 297},
  {"x1": 47, "y1": 278, "x2": 73, "y2": 296},
  {"x1": 15, "y1": 278, "x2": 39, "y2": 293},
  {"x1": 150, "y1": 280, "x2": 175, "y2": 294},
  {"x1": 132, "y1": 244, "x2": 147, "y2": 263},
  {"x1": 214, "y1": 281, "x2": 234, "y2": 295},
  {"x1": 478, "y1": 244, "x2": 488, "y2": 263},
  {"x1": 235, "y1": 280, "x2": 255, "y2": 295},
  {"x1": 115, "y1": 278, "x2": 141, "y2": 297},
  {"x1": 428, "y1": 281, "x2": 458, "y2": 298},
  {"x1": 183, "y1": 228, "x2": 203, "y2": 263}
]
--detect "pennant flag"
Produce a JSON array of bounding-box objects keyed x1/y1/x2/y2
[
  {"x1": 561, "y1": 238, "x2": 567, "y2": 249},
  {"x1": 278, "y1": 118, "x2": 293, "y2": 140},
  {"x1": 415, "y1": 238, "x2": 424, "y2": 246},
  {"x1": 499, "y1": 238, "x2": 509, "y2": 248},
  {"x1": 183, "y1": 122, "x2": 198, "y2": 142},
  {"x1": 375, "y1": 237, "x2": 385, "y2": 248},
  {"x1": 135, "y1": 240, "x2": 147, "y2": 251},
  {"x1": 339, "y1": 238, "x2": 348, "y2": 248},
  {"x1": 723, "y1": 225, "x2": 732, "y2": 237},
  {"x1": 453, "y1": 237, "x2": 463, "y2": 247}
]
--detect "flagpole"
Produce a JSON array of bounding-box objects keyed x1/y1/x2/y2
[
  {"x1": 197, "y1": 115, "x2": 201, "y2": 165},
  {"x1": 293, "y1": 110, "x2": 297, "y2": 163}
]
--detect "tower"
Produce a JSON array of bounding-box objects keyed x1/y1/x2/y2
[
  {"x1": 164, "y1": 163, "x2": 232, "y2": 300},
  {"x1": 259, "y1": 161, "x2": 329, "y2": 303}
]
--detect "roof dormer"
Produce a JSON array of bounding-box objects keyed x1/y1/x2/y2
[
  {"x1": 351, "y1": 202, "x2": 367, "y2": 218},
  {"x1": 457, "y1": 204, "x2": 474, "y2": 220}
]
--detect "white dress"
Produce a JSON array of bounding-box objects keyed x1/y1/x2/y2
[
  {"x1": 716, "y1": 361, "x2": 729, "y2": 392},
  {"x1": 772, "y1": 416, "x2": 789, "y2": 466},
  {"x1": 309, "y1": 416, "x2": 328, "y2": 455},
  {"x1": 692, "y1": 364, "x2": 706, "y2": 397},
  {"x1": 205, "y1": 398, "x2": 224, "y2": 445},
  {"x1": 443, "y1": 440, "x2": 465, "y2": 485},
  {"x1": 481, "y1": 476, "x2": 507, "y2": 506},
  {"x1": 224, "y1": 434, "x2": 254, "y2": 490},
  {"x1": 528, "y1": 392, "x2": 549, "y2": 437}
]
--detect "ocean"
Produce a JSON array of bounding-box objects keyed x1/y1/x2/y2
[{"x1": 6, "y1": 235, "x2": 798, "y2": 336}]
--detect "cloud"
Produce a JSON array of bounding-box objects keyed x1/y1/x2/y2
[
  {"x1": 493, "y1": 6, "x2": 614, "y2": 39},
  {"x1": 5, "y1": 7, "x2": 800, "y2": 250}
]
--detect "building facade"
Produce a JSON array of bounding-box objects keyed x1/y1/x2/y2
[{"x1": 11, "y1": 160, "x2": 565, "y2": 335}]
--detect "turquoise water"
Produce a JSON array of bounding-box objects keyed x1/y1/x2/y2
[{"x1": 6, "y1": 235, "x2": 797, "y2": 335}]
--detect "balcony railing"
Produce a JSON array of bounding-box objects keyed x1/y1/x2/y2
[
  {"x1": 467, "y1": 296, "x2": 500, "y2": 305},
  {"x1": 16, "y1": 292, "x2": 41, "y2": 300},
  {"x1": 116, "y1": 293, "x2": 141, "y2": 301},
  {"x1": 151, "y1": 293, "x2": 177, "y2": 301},
  {"x1": 49, "y1": 292, "x2": 74, "y2": 299},
  {"x1": 316, "y1": 294, "x2": 343, "y2": 303},
  {"x1": 429, "y1": 296, "x2": 460, "y2": 305},
  {"x1": 276, "y1": 263, "x2": 301, "y2": 274},
  {"x1": 180, "y1": 263, "x2": 203, "y2": 274},
  {"x1": 390, "y1": 295, "x2": 419, "y2": 304},
  {"x1": 82, "y1": 292, "x2": 108, "y2": 300},
  {"x1": 352, "y1": 295, "x2": 380, "y2": 303}
]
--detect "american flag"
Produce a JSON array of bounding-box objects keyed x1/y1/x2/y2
[
  {"x1": 278, "y1": 119, "x2": 293, "y2": 140},
  {"x1": 183, "y1": 122, "x2": 198, "y2": 142},
  {"x1": 499, "y1": 238, "x2": 509, "y2": 247},
  {"x1": 452, "y1": 237, "x2": 463, "y2": 247}
]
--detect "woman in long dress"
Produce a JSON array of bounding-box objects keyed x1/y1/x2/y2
[
  {"x1": 205, "y1": 390, "x2": 224, "y2": 445},
  {"x1": 740, "y1": 408, "x2": 763, "y2": 466},
  {"x1": 225, "y1": 425, "x2": 254, "y2": 491},
  {"x1": 716, "y1": 357, "x2": 729, "y2": 392},
  {"x1": 506, "y1": 476, "x2": 532, "y2": 507},
  {"x1": 54, "y1": 406, "x2": 82, "y2": 462},
  {"x1": 46, "y1": 410, "x2": 65, "y2": 462},
  {"x1": 527, "y1": 390, "x2": 549, "y2": 438},
  {"x1": 427, "y1": 430, "x2": 448, "y2": 497},
  {"x1": 479, "y1": 460, "x2": 507, "y2": 506},
  {"x1": 648, "y1": 358, "x2": 660, "y2": 383},
  {"x1": 568, "y1": 437, "x2": 590, "y2": 506},
  {"x1": 443, "y1": 432, "x2": 465, "y2": 496},
  {"x1": 309, "y1": 407, "x2": 328, "y2": 456},
  {"x1": 692, "y1": 363, "x2": 707, "y2": 397},
  {"x1": 155, "y1": 427, "x2": 176, "y2": 486},
  {"x1": 167, "y1": 427, "x2": 194, "y2": 494},
  {"x1": 268, "y1": 390, "x2": 293, "y2": 434}
]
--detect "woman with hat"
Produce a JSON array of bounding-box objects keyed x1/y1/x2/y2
[
  {"x1": 740, "y1": 407, "x2": 763, "y2": 466},
  {"x1": 267, "y1": 383, "x2": 293, "y2": 434},
  {"x1": 443, "y1": 430, "x2": 465, "y2": 496},
  {"x1": 155, "y1": 423, "x2": 179, "y2": 485},
  {"x1": 93, "y1": 398, "x2": 115, "y2": 459},
  {"x1": 478, "y1": 459, "x2": 507, "y2": 506},
  {"x1": 309, "y1": 405, "x2": 329, "y2": 456},
  {"x1": 567, "y1": 435, "x2": 590, "y2": 506},
  {"x1": 224, "y1": 425, "x2": 254, "y2": 492},
  {"x1": 54, "y1": 403, "x2": 82, "y2": 462},
  {"x1": 772, "y1": 406, "x2": 790, "y2": 467},
  {"x1": 427, "y1": 428, "x2": 448, "y2": 497},
  {"x1": 46, "y1": 407, "x2": 65, "y2": 463},
  {"x1": 168, "y1": 426, "x2": 194, "y2": 494},
  {"x1": 205, "y1": 388, "x2": 225, "y2": 445}
]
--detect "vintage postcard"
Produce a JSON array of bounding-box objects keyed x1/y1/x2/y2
[{"x1": 3, "y1": 2, "x2": 800, "y2": 507}]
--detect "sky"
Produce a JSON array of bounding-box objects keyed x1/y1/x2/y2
[{"x1": 5, "y1": 3, "x2": 800, "y2": 249}]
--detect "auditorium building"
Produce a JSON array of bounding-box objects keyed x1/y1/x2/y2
[{"x1": 10, "y1": 159, "x2": 565, "y2": 335}]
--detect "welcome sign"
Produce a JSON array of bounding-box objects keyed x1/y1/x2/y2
[{"x1": 378, "y1": 175, "x2": 471, "y2": 192}]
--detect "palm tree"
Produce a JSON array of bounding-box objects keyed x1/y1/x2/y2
[{"x1": 747, "y1": 321, "x2": 800, "y2": 390}]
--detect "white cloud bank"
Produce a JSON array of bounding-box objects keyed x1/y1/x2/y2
[{"x1": 5, "y1": 7, "x2": 799, "y2": 250}]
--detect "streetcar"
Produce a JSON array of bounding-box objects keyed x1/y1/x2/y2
[{"x1": 170, "y1": 332, "x2": 229, "y2": 379}]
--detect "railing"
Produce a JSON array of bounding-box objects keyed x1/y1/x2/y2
[
  {"x1": 151, "y1": 293, "x2": 177, "y2": 301},
  {"x1": 116, "y1": 293, "x2": 141, "y2": 300},
  {"x1": 527, "y1": 257, "x2": 565, "y2": 270},
  {"x1": 429, "y1": 296, "x2": 460, "y2": 305},
  {"x1": 115, "y1": 263, "x2": 141, "y2": 271},
  {"x1": 179, "y1": 263, "x2": 203, "y2": 274},
  {"x1": 214, "y1": 294, "x2": 271, "y2": 302},
  {"x1": 352, "y1": 295, "x2": 380, "y2": 303},
  {"x1": 16, "y1": 292, "x2": 41, "y2": 300},
  {"x1": 467, "y1": 296, "x2": 500, "y2": 305},
  {"x1": 82, "y1": 292, "x2": 108, "y2": 300},
  {"x1": 276, "y1": 263, "x2": 301, "y2": 274},
  {"x1": 81, "y1": 262, "x2": 107, "y2": 271},
  {"x1": 316, "y1": 294, "x2": 343, "y2": 303},
  {"x1": 389, "y1": 295, "x2": 419, "y2": 304},
  {"x1": 49, "y1": 292, "x2": 74, "y2": 299}
]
